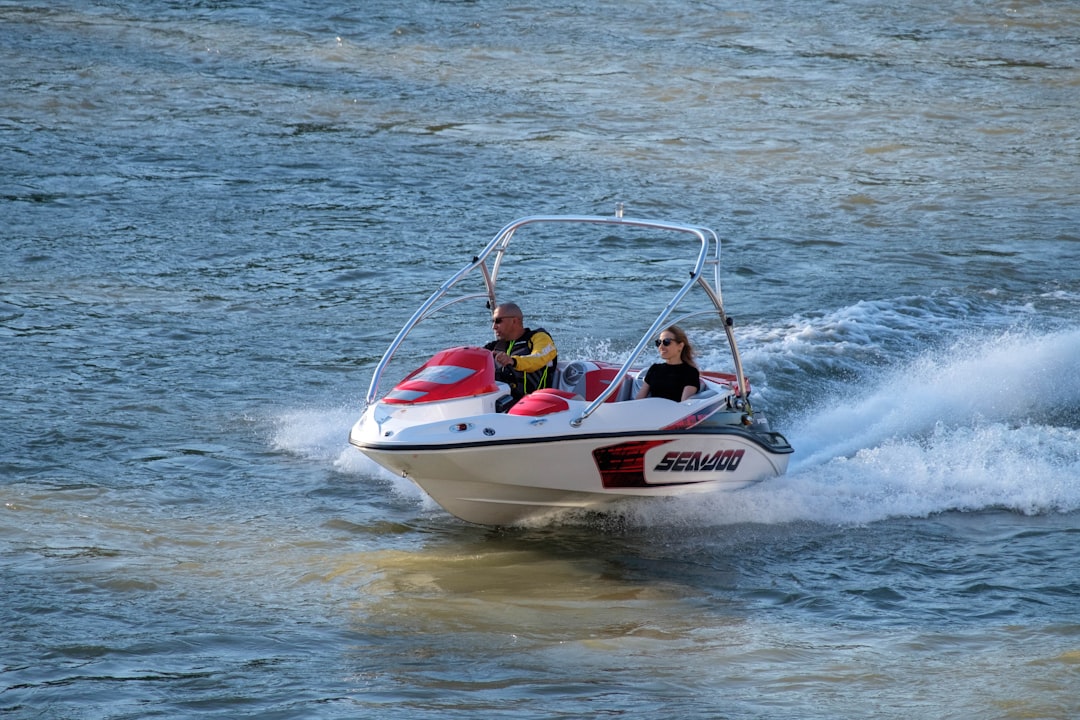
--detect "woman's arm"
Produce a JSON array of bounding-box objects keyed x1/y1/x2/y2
[{"x1": 635, "y1": 381, "x2": 651, "y2": 400}]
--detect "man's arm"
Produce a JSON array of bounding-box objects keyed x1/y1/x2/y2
[{"x1": 511, "y1": 330, "x2": 557, "y2": 373}]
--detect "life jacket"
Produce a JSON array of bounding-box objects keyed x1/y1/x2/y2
[{"x1": 490, "y1": 327, "x2": 558, "y2": 398}]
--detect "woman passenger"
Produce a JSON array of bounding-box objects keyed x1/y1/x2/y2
[{"x1": 635, "y1": 325, "x2": 700, "y2": 402}]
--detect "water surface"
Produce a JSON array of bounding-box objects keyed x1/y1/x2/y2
[{"x1": 3, "y1": 1, "x2": 1079, "y2": 718}]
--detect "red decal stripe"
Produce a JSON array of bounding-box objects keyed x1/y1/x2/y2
[{"x1": 593, "y1": 440, "x2": 673, "y2": 488}]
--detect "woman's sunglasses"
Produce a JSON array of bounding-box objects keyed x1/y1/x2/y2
[{"x1": 654, "y1": 338, "x2": 676, "y2": 347}]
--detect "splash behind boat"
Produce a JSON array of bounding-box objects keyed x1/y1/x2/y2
[{"x1": 349, "y1": 210, "x2": 793, "y2": 525}]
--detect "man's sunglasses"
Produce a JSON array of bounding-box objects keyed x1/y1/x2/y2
[{"x1": 492, "y1": 316, "x2": 519, "y2": 325}]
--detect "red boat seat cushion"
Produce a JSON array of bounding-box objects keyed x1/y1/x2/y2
[{"x1": 507, "y1": 388, "x2": 578, "y2": 416}]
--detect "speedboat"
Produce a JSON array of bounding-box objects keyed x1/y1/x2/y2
[{"x1": 349, "y1": 208, "x2": 793, "y2": 525}]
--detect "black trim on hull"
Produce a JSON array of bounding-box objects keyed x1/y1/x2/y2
[{"x1": 352, "y1": 425, "x2": 794, "y2": 457}]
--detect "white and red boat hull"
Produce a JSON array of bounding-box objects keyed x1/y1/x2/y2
[{"x1": 350, "y1": 348, "x2": 791, "y2": 525}]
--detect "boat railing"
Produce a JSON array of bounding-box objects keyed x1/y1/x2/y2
[
  {"x1": 365, "y1": 211, "x2": 748, "y2": 418},
  {"x1": 365, "y1": 260, "x2": 490, "y2": 404},
  {"x1": 569, "y1": 243, "x2": 733, "y2": 426}
]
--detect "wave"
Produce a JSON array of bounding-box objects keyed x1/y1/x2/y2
[
  {"x1": 731, "y1": 326, "x2": 1080, "y2": 523},
  {"x1": 270, "y1": 406, "x2": 434, "y2": 507},
  {"x1": 787, "y1": 326, "x2": 1080, "y2": 467}
]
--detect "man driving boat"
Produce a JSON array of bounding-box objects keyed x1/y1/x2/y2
[{"x1": 484, "y1": 302, "x2": 558, "y2": 400}]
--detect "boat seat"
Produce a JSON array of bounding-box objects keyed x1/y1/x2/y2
[
  {"x1": 557, "y1": 365, "x2": 716, "y2": 402},
  {"x1": 616, "y1": 373, "x2": 639, "y2": 402},
  {"x1": 508, "y1": 389, "x2": 578, "y2": 416},
  {"x1": 555, "y1": 361, "x2": 585, "y2": 395},
  {"x1": 557, "y1": 361, "x2": 625, "y2": 402}
]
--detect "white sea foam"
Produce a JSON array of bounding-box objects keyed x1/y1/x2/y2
[
  {"x1": 788, "y1": 327, "x2": 1080, "y2": 469},
  {"x1": 711, "y1": 326, "x2": 1080, "y2": 524},
  {"x1": 271, "y1": 406, "x2": 430, "y2": 504}
]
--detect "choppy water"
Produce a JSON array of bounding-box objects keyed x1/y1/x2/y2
[{"x1": 3, "y1": 1, "x2": 1079, "y2": 718}]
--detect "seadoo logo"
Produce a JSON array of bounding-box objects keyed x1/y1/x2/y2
[{"x1": 653, "y1": 449, "x2": 744, "y2": 473}]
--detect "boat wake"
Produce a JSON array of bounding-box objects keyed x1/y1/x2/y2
[
  {"x1": 789, "y1": 326, "x2": 1080, "y2": 469},
  {"x1": 681, "y1": 325, "x2": 1080, "y2": 526}
]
